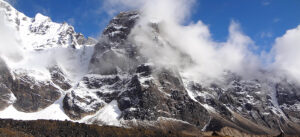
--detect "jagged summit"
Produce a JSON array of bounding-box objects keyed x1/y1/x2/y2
[
  {"x1": 0, "y1": 0, "x2": 96, "y2": 50},
  {"x1": 34, "y1": 13, "x2": 51, "y2": 22},
  {"x1": 89, "y1": 11, "x2": 140, "y2": 75},
  {"x1": 0, "y1": 0, "x2": 96, "y2": 120},
  {"x1": 73, "y1": 11, "x2": 300, "y2": 135}
]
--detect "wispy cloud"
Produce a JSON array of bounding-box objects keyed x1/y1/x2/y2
[
  {"x1": 32, "y1": 4, "x2": 50, "y2": 16},
  {"x1": 67, "y1": 18, "x2": 75, "y2": 26},
  {"x1": 273, "y1": 18, "x2": 280, "y2": 23},
  {"x1": 260, "y1": 31, "x2": 273, "y2": 38},
  {"x1": 96, "y1": 0, "x2": 300, "y2": 85},
  {"x1": 262, "y1": 0, "x2": 271, "y2": 6},
  {"x1": 98, "y1": 0, "x2": 145, "y2": 16}
]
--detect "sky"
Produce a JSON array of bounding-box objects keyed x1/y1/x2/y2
[
  {"x1": 2, "y1": 0, "x2": 300, "y2": 84},
  {"x1": 6, "y1": 0, "x2": 300, "y2": 53}
]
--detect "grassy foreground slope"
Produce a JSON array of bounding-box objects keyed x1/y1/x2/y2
[
  {"x1": 0, "y1": 119, "x2": 223, "y2": 137},
  {"x1": 0, "y1": 119, "x2": 286, "y2": 137}
]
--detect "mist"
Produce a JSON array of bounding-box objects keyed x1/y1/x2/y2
[
  {"x1": 0, "y1": 2, "x2": 94, "y2": 82},
  {"x1": 271, "y1": 25, "x2": 300, "y2": 84},
  {"x1": 1, "y1": 0, "x2": 300, "y2": 86},
  {"x1": 102, "y1": 0, "x2": 300, "y2": 85},
  {"x1": 0, "y1": 11, "x2": 23, "y2": 62}
]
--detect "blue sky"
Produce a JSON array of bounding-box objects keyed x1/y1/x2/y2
[{"x1": 7, "y1": 0, "x2": 300, "y2": 52}]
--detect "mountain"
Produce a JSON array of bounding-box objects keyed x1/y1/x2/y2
[
  {"x1": 0, "y1": 1, "x2": 300, "y2": 136},
  {"x1": 0, "y1": 0, "x2": 95, "y2": 119}
]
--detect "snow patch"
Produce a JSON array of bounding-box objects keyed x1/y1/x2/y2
[
  {"x1": 34, "y1": 13, "x2": 51, "y2": 23},
  {"x1": 0, "y1": 95, "x2": 70, "y2": 121},
  {"x1": 83, "y1": 100, "x2": 122, "y2": 126}
]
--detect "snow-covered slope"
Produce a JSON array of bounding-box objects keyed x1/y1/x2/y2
[
  {"x1": 70, "y1": 11, "x2": 300, "y2": 135},
  {"x1": 0, "y1": 0, "x2": 96, "y2": 120},
  {"x1": 0, "y1": 0, "x2": 93, "y2": 50}
]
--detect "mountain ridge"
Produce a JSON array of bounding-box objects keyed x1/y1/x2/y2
[{"x1": 0, "y1": 1, "x2": 300, "y2": 136}]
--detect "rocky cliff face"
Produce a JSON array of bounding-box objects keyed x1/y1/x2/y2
[
  {"x1": 0, "y1": 0, "x2": 300, "y2": 136},
  {"x1": 0, "y1": 0, "x2": 95, "y2": 113},
  {"x1": 0, "y1": 58, "x2": 15, "y2": 111},
  {"x1": 64, "y1": 11, "x2": 300, "y2": 136},
  {"x1": 64, "y1": 11, "x2": 210, "y2": 129},
  {"x1": 0, "y1": 1, "x2": 95, "y2": 50}
]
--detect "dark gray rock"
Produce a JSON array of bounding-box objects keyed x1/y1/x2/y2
[
  {"x1": 136, "y1": 64, "x2": 151, "y2": 77},
  {"x1": 0, "y1": 84, "x2": 14, "y2": 110},
  {"x1": 62, "y1": 10, "x2": 300, "y2": 135},
  {"x1": 102, "y1": 11, "x2": 139, "y2": 43},
  {"x1": 88, "y1": 11, "x2": 141, "y2": 75},
  {"x1": 63, "y1": 75, "x2": 124, "y2": 119},
  {"x1": 75, "y1": 33, "x2": 86, "y2": 45},
  {"x1": 276, "y1": 83, "x2": 300, "y2": 106},
  {"x1": 0, "y1": 58, "x2": 60, "y2": 112},
  {"x1": 0, "y1": 58, "x2": 13, "y2": 89},
  {"x1": 11, "y1": 74, "x2": 61, "y2": 112},
  {"x1": 49, "y1": 66, "x2": 71, "y2": 91},
  {"x1": 0, "y1": 58, "x2": 15, "y2": 110},
  {"x1": 187, "y1": 75, "x2": 300, "y2": 135},
  {"x1": 63, "y1": 90, "x2": 104, "y2": 120}
]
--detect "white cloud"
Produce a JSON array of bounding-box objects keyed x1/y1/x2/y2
[
  {"x1": 0, "y1": 11, "x2": 23, "y2": 62},
  {"x1": 271, "y1": 25, "x2": 300, "y2": 83},
  {"x1": 128, "y1": 0, "x2": 259, "y2": 85},
  {"x1": 2, "y1": 0, "x2": 300, "y2": 86},
  {"x1": 100, "y1": 0, "x2": 195, "y2": 23}
]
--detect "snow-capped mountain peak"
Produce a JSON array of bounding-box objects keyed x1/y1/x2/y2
[
  {"x1": 0, "y1": 0, "x2": 94, "y2": 51},
  {"x1": 34, "y1": 13, "x2": 51, "y2": 23},
  {"x1": 0, "y1": 0, "x2": 96, "y2": 122}
]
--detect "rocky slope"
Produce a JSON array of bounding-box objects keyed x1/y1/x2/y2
[
  {"x1": 65, "y1": 11, "x2": 300, "y2": 136},
  {"x1": 0, "y1": 0, "x2": 95, "y2": 116},
  {"x1": 0, "y1": 0, "x2": 300, "y2": 136},
  {"x1": 0, "y1": 119, "x2": 204, "y2": 137}
]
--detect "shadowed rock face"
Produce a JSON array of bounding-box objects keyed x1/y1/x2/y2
[
  {"x1": 102, "y1": 11, "x2": 139, "y2": 43},
  {"x1": 49, "y1": 66, "x2": 71, "y2": 91},
  {"x1": 11, "y1": 74, "x2": 61, "y2": 112},
  {"x1": 0, "y1": 84, "x2": 14, "y2": 110},
  {"x1": 117, "y1": 67, "x2": 210, "y2": 128},
  {"x1": 0, "y1": 58, "x2": 15, "y2": 110},
  {"x1": 276, "y1": 83, "x2": 300, "y2": 106},
  {"x1": 63, "y1": 11, "x2": 300, "y2": 135},
  {"x1": 64, "y1": 11, "x2": 210, "y2": 129},
  {"x1": 0, "y1": 58, "x2": 61, "y2": 112},
  {"x1": 0, "y1": 58, "x2": 13, "y2": 89},
  {"x1": 188, "y1": 77, "x2": 300, "y2": 135},
  {"x1": 63, "y1": 90, "x2": 105, "y2": 120},
  {"x1": 88, "y1": 11, "x2": 141, "y2": 75}
]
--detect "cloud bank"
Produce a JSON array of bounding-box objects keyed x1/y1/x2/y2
[
  {"x1": 0, "y1": 11, "x2": 23, "y2": 62},
  {"x1": 127, "y1": 0, "x2": 258, "y2": 84},
  {"x1": 102, "y1": 0, "x2": 300, "y2": 85},
  {"x1": 271, "y1": 25, "x2": 300, "y2": 83},
  {"x1": 1, "y1": 0, "x2": 300, "y2": 86}
]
